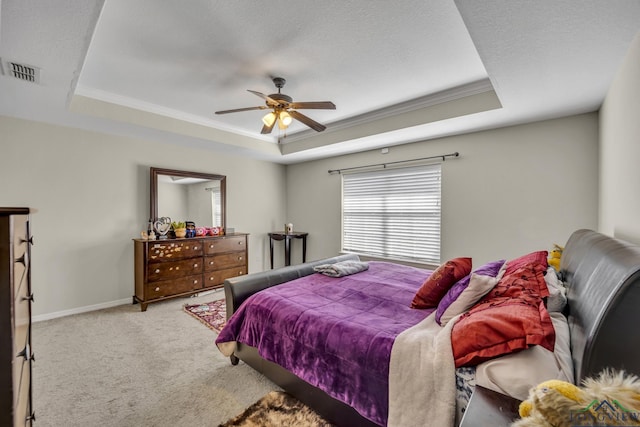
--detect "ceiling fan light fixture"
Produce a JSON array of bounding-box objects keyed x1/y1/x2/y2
[
  {"x1": 262, "y1": 111, "x2": 276, "y2": 127},
  {"x1": 279, "y1": 110, "x2": 292, "y2": 127}
]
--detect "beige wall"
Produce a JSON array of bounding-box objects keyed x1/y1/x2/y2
[
  {"x1": 600, "y1": 31, "x2": 640, "y2": 244},
  {"x1": 0, "y1": 116, "x2": 286, "y2": 318},
  {"x1": 286, "y1": 113, "x2": 599, "y2": 266},
  {"x1": 0, "y1": 105, "x2": 611, "y2": 317}
]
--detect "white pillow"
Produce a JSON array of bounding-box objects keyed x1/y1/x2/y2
[{"x1": 437, "y1": 273, "x2": 500, "y2": 325}]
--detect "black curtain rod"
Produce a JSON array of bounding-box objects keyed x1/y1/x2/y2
[{"x1": 328, "y1": 151, "x2": 460, "y2": 175}]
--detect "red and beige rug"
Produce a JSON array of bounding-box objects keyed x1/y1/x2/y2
[{"x1": 183, "y1": 299, "x2": 227, "y2": 333}]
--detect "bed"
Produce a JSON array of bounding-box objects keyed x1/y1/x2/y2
[{"x1": 215, "y1": 229, "x2": 640, "y2": 426}]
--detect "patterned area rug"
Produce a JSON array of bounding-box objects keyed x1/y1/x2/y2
[
  {"x1": 219, "y1": 391, "x2": 334, "y2": 427},
  {"x1": 183, "y1": 299, "x2": 227, "y2": 333}
]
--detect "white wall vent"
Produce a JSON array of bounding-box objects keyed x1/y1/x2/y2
[{"x1": 1, "y1": 59, "x2": 40, "y2": 84}]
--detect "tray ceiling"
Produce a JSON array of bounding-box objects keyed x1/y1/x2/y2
[{"x1": 1, "y1": 1, "x2": 639, "y2": 163}]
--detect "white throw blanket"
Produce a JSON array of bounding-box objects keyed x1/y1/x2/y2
[
  {"x1": 313, "y1": 260, "x2": 369, "y2": 277},
  {"x1": 388, "y1": 312, "x2": 460, "y2": 427}
]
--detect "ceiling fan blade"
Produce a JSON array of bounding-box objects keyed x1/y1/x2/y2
[
  {"x1": 247, "y1": 90, "x2": 281, "y2": 107},
  {"x1": 289, "y1": 110, "x2": 327, "y2": 132},
  {"x1": 215, "y1": 106, "x2": 267, "y2": 114},
  {"x1": 289, "y1": 101, "x2": 336, "y2": 110},
  {"x1": 261, "y1": 120, "x2": 276, "y2": 134}
]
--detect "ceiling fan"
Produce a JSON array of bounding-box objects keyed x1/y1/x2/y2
[{"x1": 215, "y1": 77, "x2": 336, "y2": 134}]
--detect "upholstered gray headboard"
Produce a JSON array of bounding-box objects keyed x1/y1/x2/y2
[{"x1": 561, "y1": 229, "x2": 640, "y2": 383}]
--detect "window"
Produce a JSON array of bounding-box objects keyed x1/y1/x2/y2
[
  {"x1": 208, "y1": 185, "x2": 222, "y2": 226},
  {"x1": 342, "y1": 164, "x2": 441, "y2": 264}
]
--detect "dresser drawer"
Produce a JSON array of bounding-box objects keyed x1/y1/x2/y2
[
  {"x1": 13, "y1": 344, "x2": 30, "y2": 399},
  {"x1": 13, "y1": 298, "x2": 30, "y2": 356},
  {"x1": 204, "y1": 236, "x2": 246, "y2": 255},
  {"x1": 13, "y1": 255, "x2": 27, "y2": 300},
  {"x1": 204, "y1": 266, "x2": 246, "y2": 287},
  {"x1": 147, "y1": 241, "x2": 203, "y2": 261},
  {"x1": 204, "y1": 252, "x2": 246, "y2": 271},
  {"x1": 12, "y1": 215, "x2": 29, "y2": 256},
  {"x1": 14, "y1": 357, "x2": 31, "y2": 427},
  {"x1": 145, "y1": 274, "x2": 203, "y2": 298},
  {"x1": 147, "y1": 258, "x2": 203, "y2": 282}
]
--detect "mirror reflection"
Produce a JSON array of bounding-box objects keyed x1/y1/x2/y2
[{"x1": 150, "y1": 167, "x2": 226, "y2": 230}]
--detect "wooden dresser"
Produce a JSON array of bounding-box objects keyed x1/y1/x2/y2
[
  {"x1": 133, "y1": 233, "x2": 248, "y2": 311},
  {"x1": 0, "y1": 208, "x2": 35, "y2": 426}
]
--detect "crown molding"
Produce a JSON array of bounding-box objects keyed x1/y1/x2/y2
[
  {"x1": 280, "y1": 78, "x2": 495, "y2": 144},
  {"x1": 73, "y1": 85, "x2": 274, "y2": 142}
]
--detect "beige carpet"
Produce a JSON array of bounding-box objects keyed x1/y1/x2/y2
[{"x1": 32, "y1": 289, "x2": 279, "y2": 427}]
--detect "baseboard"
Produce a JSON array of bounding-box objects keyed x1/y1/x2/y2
[
  {"x1": 195, "y1": 289, "x2": 221, "y2": 298},
  {"x1": 32, "y1": 297, "x2": 132, "y2": 323}
]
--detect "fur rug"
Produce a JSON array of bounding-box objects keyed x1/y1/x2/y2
[{"x1": 219, "y1": 391, "x2": 334, "y2": 427}]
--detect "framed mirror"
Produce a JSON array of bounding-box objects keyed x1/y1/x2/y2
[{"x1": 150, "y1": 167, "x2": 226, "y2": 231}]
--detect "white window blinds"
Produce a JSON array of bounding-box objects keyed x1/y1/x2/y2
[
  {"x1": 342, "y1": 164, "x2": 441, "y2": 264},
  {"x1": 207, "y1": 186, "x2": 222, "y2": 226}
]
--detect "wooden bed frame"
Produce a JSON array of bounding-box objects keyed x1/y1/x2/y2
[{"x1": 222, "y1": 230, "x2": 640, "y2": 426}]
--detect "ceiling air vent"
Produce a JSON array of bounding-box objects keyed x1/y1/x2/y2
[{"x1": 1, "y1": 59, "x2": 40, "y2": 84}]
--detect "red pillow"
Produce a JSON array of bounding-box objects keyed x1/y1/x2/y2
[
  {"x1": 504, "y1": 250, "x2": 548, "y2": 276},
  {"x1": 482, "y1": 262, "x2": 549, "y2": 300},
  {"x1": 451, "y1": 297, "x2": 555, "y2": 367},
  {"x1": 450, "y1": 261, "x2": 555, "y2": 367},
  {"x1": 410, "y1": 257, "x2": 472, "y2": 309}
]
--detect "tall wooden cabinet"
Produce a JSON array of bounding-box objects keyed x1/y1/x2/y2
[
  {"x1": 0, "y1": 208, "x2": 35, "y2": 426},
  {"x1": 133, "y1": 233, "x2": 248, "y2": 311}
]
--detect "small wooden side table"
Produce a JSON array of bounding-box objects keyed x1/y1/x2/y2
[{"x1": 268, "y1": 231, "x2": 308, "y2": 269}]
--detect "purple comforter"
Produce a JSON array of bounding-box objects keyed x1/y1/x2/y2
[{"x1": 215, "y1": 261, "x2": 433, "y2": 426}]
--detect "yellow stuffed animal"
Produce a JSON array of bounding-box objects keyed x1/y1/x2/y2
[
  {"x1": 512, "y1": 370, "x2": 640, "y2": 427},
  {"x1": 548, "y1": 244, "x2": 563, "y2": 272}
]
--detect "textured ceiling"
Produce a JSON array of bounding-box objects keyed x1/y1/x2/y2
[{"x1": 1, "y1": 1, "x2": 640, "y2": 163}]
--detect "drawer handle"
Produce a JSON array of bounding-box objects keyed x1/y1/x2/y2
[
  {"x1": 194, "y1": 279, "x2": 198, "y2": 284},
  {"x1": 209, "y1": 244, "x2": 215, "y2": 248},
  {"x1": 238, "y1": 241, "x2": 243, "y2": 245},
  {"x1": 155, "y1": 287, "x2": 160, "y2": 291},
  {"x1": 17, "y1": 343, "x2": 31, "y2": 360},
  {"x1": 209, "y1": 261, "x2": 214, "y2": 265},
  {"x1": 194, "y1": 263, "x2": 198, "y2": 267},
  {"x1": 155, "y1": 269, "x2": 160, "y2": 274},
  {"x1": 19, "y1": 236, "x2": 34, "y2": 245},
  {"x1": 175, "y1": 266, "x2": 180, "y2": 270},
  {"x1": 238, "y1": 256, "x2": 243, "y2": 261},
  {"x1": 194, "y1": 246, "x2": 199, "y2": 250},
  {"x1": 21, "y1": 293, "x2": 34, "y2": 302}
]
